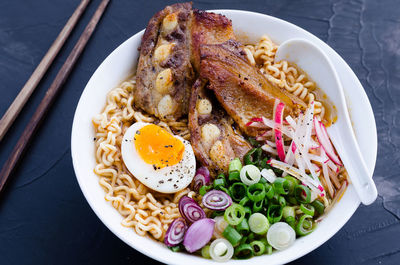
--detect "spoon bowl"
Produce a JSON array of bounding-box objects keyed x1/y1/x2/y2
[{"x1": 275, "y1": 38, "x2": 377, "y2": 205}]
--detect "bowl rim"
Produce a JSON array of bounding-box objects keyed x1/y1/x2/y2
[{"x1": 71, "y1": 9, "x2": 377, "y2": 265}]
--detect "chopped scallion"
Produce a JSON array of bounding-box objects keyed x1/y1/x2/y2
[
  {"x1": 248, "y1": 213, "x2": 270, "y2": 234},
  {"x1": 223, "y1": 225, "x2": 242, "y2": 246}
]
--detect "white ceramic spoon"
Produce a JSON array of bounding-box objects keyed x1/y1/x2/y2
[{"x1": 274, "y1": 38, "x2": 377, "y2": 205}]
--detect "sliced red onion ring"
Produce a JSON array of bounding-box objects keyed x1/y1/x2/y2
[
  {"x1": 193, "y1": 166, "x2": 211, "y2": 192},
  {"x1": 179, "y1": 196, "x2": 206, "y2": 223},
  {"x1": 183, "y1": 218, "x2": 215, "y2": 253},
  {"x1": 164, "y1": 217, "x2": 187, "y2": 247},
  {"x1": 202, "y1": 190, "x2": 232, "y2": 210}
]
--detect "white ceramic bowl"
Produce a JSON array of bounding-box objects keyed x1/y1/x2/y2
[{"x1": 71, "y1": 10, "x2": 377, "y2": 265}]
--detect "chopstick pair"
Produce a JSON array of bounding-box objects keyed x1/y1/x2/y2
[{"x1": 0, "y1": 0, "x2": 111, "y2": 192}]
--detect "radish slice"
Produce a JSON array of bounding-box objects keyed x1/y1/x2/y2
[
  {"x1": 247, "y1": 117, "x2": 293, "y2": 138},
  {"x1": 285, "y1": 144, "x2": 295, "y2": 166},
  {"x1": 327, "y1": 160, "x2": 339, "y2": 173},
  {"x1": 314, "y1": 117, "x2": 342, "y2": 166},
  {"x1": 274, "y1": 102, "x2": 286, "y2": 161},
  {"x1": 256, "y1": 130, "x2": 273, "y2": 141},
  {"x1": 322, "y1": 160, "x2": 335, "y2": 198},
  {"x1": 285, "y1": 115, "x2": 297, "y2": 128},
  {"x1": 261, "y1": 144, "x2": 278, "y2": 156}
]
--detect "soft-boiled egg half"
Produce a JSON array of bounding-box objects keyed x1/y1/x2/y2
[{"x1": 121, "y1": 122, "x2": 196, "y2": 193}]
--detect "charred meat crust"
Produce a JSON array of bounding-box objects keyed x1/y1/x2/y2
[
  {"x1": 199, "y1": 40, "x2": 306, "y2": 137},
  {"x1": 189, "y1": 79, "x2": 251, "y2": 175},
  {"x1": 135, "y1": 2, "x2": 194, "y2": 121},
  {"x1": 190, "y1": 9, "x2": 236, "y2": 72}
]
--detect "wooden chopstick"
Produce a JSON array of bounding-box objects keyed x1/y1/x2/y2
[
  {"x1": 0, "y1": 0, "x2": 111, "y2": 192},
  {"x1": 0, "y1": 0, "x2": 91, "y2": 142}
]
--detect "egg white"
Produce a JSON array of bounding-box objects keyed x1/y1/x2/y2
[{"x1": 121, "y1": 122, "x2": 196, "y2": 193}]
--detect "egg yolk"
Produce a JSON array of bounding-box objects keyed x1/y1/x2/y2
[{"x1": 134, "y1": 124, "x2": 184, "y2": 169}]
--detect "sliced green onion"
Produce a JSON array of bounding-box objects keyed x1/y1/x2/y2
[
  {"x1": 303, "y1": 219, "x2": 312, "y2": 229},
  {"x1": 234, "y1": 243, "x2": 254, "y2": 259},
  {"x1": 272, "y1": 193, "x2": 280, "y2": 204},
  {"x1": 294, "y1": 185, "x2": 311, "y2": 203},
  {"x1": 244, "y1": 148, "x2": 262, "y2": 166},
  {"x1": 239, "y1": 236, "x2": 248, "y2": 245},
  {"x1": 284, "y1": 175, "x2": 298, "y2": 195},
  {"x1": 240, "y1": 165, "x2": 261, "y2": 185},
  {"x1": 229, "y1": 171, "x2": 241, "y2": 182},
  {"x1": 295, "y1": 214, "x2": 316, "y2": 236},
  {"x1": 247, "y1": 183, "x2": 266, "y2": 202},
  {"x1": 264, "y1": 183, "x2": 274, "y2": 199},
  {"x1": 229, "y1": 183, "x2": 247, "y2": 202},
  {"x1": 168, "y1": 245, "x2": 182, "y2": 252},
  {"x1": 284, "y1": 175, "x2": 299, "y2": 183},
  {"x1": 201, "y1": 245, "x2": 211, "y2": 259},
  {"x1": 252, "y1": 199, "x2": 263, "y2": 212},
  {"x1": 258, "y1": 177, "x2": 267, "y2": 184},
  {"x1": 250, "y1": 241, "x2": 265, "y2": 256},
  {"x1": 213, "y1": 178, "x2": 226, "y2": 189},
  {"x1": 264, "y1": 197, "x2": 269, "y2": 207},
  {"x1": 223, "y1": 225, "x2": 242, "y2": 246},
  {"x1": 265, "y1": 245, "x2": 273, "y2": 255},
  {"x1": 239, "y1": 196, "x2": 250, "y2": 206},
  {"x1": 278, "y1": 196, "x2": 286, "y2": 207},
  {"x1": 258, "y1": 157, "x2": 271, "y2": 170},
  {"x1": 267, "y1": 222, "x2": 296, "y2": 250},
  {"x1": 243, "y1": 206, "x2": 252, "y2": 218},
  {"x1": 236, "y1": 218, "x2": 250, "y2": 234},
  {"x1": 199, "y1": 185, "x2": 212, "y2": 196},
  {"x1": 217, "y1": 173, "x2": 226, "y2": 179},
  {"x1": 273, "y1": 178, "x2": 290, "y2": 195},
  {"x1": 224, "y1": 203, "x2": 245, "y2": 226},
  {"x1": 210, "y1": 238, "x2": 234, "y2": 262},
  {"x1": 282, "y1": 206, "x2": 295, "y2": 219},
  {"x1": 218, "y1": 186, "x2": 231, "y2": 197},
  {"x1": 285, "y1": 216, "x2": 296, "y2": 229},
  {"x1": 272, "y1": 167, "x2": 283, "y2": 176},
  {"x1": 311, "y1": 200, "x2": 325, "y2": 215},
  {"x1": 267, "y1": 205, "x2": 283, "y2": 224},
  {"x1": 247, "y1": 232, "x2": 255, "y2": 242},
  {"x1": 248, "y1": 213, "x2": 270, "y2": 234},
  {"x1": 287, "y1": 196, "x2": 298, "y2": 205},
  {"x1": 259, "y1": 237, "x2": 268, "y2": 245},
  {"x1": 229, "y1": 158, "x2": 242, "y2": 173},
  {"x1": 259, "y1": 237, "x2": 271, "y2": 254},
  {"x1": 300, "y1": 204, "x2": 315, "y2": 216}
]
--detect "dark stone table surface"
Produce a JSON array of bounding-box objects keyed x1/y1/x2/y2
[{"x1": 0, "y1": 0, "x2": 399, "y2": 264}]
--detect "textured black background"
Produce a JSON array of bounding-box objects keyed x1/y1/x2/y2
[{"x1": 0, "y1": 0, "x2": 399, "y2": 264}]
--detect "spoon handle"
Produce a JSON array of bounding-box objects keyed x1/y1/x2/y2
[{"x1": 330, "y1": 121, "x2": 378, "y2": 205}]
